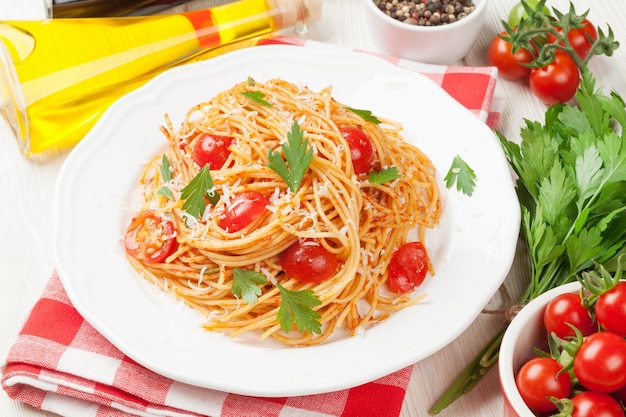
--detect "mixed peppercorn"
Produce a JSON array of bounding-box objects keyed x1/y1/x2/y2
[{"x1": 372, "y1": 0, "x2": 476, "y2": 26}]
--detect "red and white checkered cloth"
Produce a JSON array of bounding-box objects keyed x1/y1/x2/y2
[{"x1": 1, "y1": 37, "x2": 501, "y2": 417}]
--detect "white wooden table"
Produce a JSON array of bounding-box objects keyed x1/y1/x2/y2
[{"x1": 1, "y1": 0, "x2": 625, "y2": 416}]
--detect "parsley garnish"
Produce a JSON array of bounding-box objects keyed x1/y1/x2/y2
[
  {"x1": 267, "y1": 120, "x2": 314, "y2": 193},
  {"x1": 444, "y1": 155, "x2": 476, "y2": 196},
  {"x1": 241, "y1": 91, "x2": 272, "y2": 107},
  {"x1": 232, "y1": 269, "x2": 268, "y2": 305},
  {"x1": 180, "y1": 165, "x2": 219, "y2": 218},
  {"x1": 157, "y1": 154, "x2": 174, "y2": 200},
  {"x1": 369, "y1": 166, "x2": 401, "y2": 184},
  {"x1": 276, "y1": 282, "x2": 322, "y2": 334},
  {"x1": 345, "y1": 107, "x2": 381, "y2": 125}
]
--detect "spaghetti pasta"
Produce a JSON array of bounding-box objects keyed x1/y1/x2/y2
[{"x1": 125, "y1": 78, "x2": 441, "y2": 346}]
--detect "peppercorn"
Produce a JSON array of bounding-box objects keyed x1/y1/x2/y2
[{"x1": 372, "y1": 0, "x2": 476, "y2": 26}]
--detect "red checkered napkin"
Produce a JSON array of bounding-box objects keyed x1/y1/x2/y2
[{"x1": 1, "y1": 37, "x2": 500, "y2": 417}]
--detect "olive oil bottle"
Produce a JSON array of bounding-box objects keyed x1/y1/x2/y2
[{"x1": 0, "y1": 0, "x2": 321, "y2": 157}]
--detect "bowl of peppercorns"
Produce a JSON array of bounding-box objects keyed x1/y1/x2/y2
[{"x1": 363, "y1": 0, "x2": 488, "y2": 64}]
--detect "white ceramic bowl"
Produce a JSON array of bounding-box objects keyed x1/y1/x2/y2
[
  {"x1": 498, "y1": 281, "x2": 582, "y2": 417},
  {"x1": 362, "y1": 0, "x2": 488, "y2": 65}
]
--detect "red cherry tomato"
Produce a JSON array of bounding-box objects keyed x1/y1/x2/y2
[
  {"x1": 529, "y1": 52, "x2": 580, "y2": 104},
  {"x1": 125, "y1": 211, "x2": 179, "y2": 263},
  {"x1": 548, "y1": 19, "x2": 598, "y2": 60},
  {"x1": 515, "y1": 357, "x2": 572, "y2": 413},
  {"x1": 610, "y1": 381, "x2": 626, "y2": 405},
  {"x1": 339, "y1": 126, "x2": 375, "y2": 175},
  {"x1": 595, "y1": 281, "x2": 626, "y2": 337},
  {"x1": 280, "y1": 240, "x2": 339, "y2": 283},
  {"x1": 488, "y1": 32, "x2": 535, "y2": 80},
  {"x1": 387, "y1": 241, "x2": 429, "y2": 294},
  {"x1": 543, "y1": 291, "x2": 596, "y2": 339},
  {"x1": 219, "y1": 191, "x2": 269, "y2": 233},
  {"x1": 192, "y1": 133, "x2": 234, "y2": 169},
  {"x1": 574, "y1": 331, "x2": 626, "y2": 393},
  {"x1": 570, "y1": 391, "x2": 625, "y2": 417}
]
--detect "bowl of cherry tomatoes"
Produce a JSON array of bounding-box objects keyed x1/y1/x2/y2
[{"x1": 499, "y1": 276, "x2": 626, "y2": 417}]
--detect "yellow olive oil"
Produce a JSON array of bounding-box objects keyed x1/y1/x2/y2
[{"x1": 0, "y1": 0, "x2": 318, "y2": 157}]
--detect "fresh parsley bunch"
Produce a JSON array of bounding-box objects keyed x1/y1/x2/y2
[{"x1": 432, "y1": 70, "x2": 626, "y2": 413}]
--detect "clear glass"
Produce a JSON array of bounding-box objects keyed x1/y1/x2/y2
[{"x1": 0, "y1": 0, "x2": 321, "y2": 158}]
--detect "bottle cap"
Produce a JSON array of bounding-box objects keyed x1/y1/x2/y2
[{"x1": 274, "y1": 0, "x2": 322, "y2": 29}]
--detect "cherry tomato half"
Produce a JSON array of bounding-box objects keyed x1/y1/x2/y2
[
  {"x1": 548, "y1": 18, "x2": 598, "y2": 60},
  {"x1": 570, "y1": 391, "x2": 625, "y2": 417},
  {"x1": 515, "y1": 357, "x2": 572, "y2": 413},
  {"x1": 488, "y1": 32, "x2": 535, "y2": 80},
  {"x1": 219, "y1": 191, "x2": 269, "y2": 233},
  {"x1": 529, "y1": 52, "x2": 580, "y2": 104},
  {"x1": 280, "y1": 239, "x2": 339, "y2": 283},
  {"x1": 192, "y1": 133, "x2": 234, "y2": 169},
  {"x1": 574, "y1": 331, "x2": 626, "y2": 393},
  {"x1": 595, "y1": 281, "x2": 626, "y2": 337},
  {"x1": 339, "y1": 126, "x2": 375, "y2": 175},
  {"x1": 125, "y1": 211, "x2": 179, "y2": 263},
  {"x1": 387, "y1": 241, "x2": 429, "y2": 294},
  {"x1": 543, "y1": 291, "x2": 596, "y2": 339}
]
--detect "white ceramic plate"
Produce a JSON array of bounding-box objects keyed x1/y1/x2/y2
[{"x1": 54, "y1": 45, "x2": 520, "y2": 397}]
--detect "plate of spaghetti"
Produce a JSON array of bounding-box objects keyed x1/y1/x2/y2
[{"x1": 54, "y1": 44, "x2": 520, "y2": 396}]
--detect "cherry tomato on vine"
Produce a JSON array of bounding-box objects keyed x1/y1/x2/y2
[
  {"x1": 569, "y1": 391, "x2": 625, "y2": 417},
  {"x1": 515, "y1": 356, "x2": 572, "y2": 413},
  {"x1": 280, "y1": 239, "x2": 339, "y2": 283},
  {"x1": 192, "y1": 133, "x2": 234, "y2": 169},
  {"x1": 339, "y1": 126, "x2": 375, "y2": 175},
  {"x1": 543, "y1": 291, "x2": 596, "y2": 338},
  {"x1": 125, "y1": 211, "x2": 179, "y2": 263},
  {"x1": 488, "y1": 32, "x2": 535, "y2": 80},
  {"x1": 219, "y1": 191, "x2": 269, "y2": 233},
  {"x1": 529, "y1": 52, "x2": 580, "y2": 104},
  {"x1": 595, "y1": 281, "x2": 626, "y2": 337},
  {"x1": 507, "y1": 0, "x2": 551, "y2": 27},
  {"x1": 573, "y1": 331, "x2": 626, "y2": 393},
  {"x1": 387, "y1": 241, "x2": 429, "y2": 294},
  {"x1": 548, "y1": 18, "x2": 598, "y2": 60}
]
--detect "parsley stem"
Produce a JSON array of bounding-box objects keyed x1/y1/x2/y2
[{"x1": 430, "y1": 328, "x2": 506, "y2": 414}]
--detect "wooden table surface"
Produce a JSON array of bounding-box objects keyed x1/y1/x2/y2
[{"x1": 1, "y1": 0, "x2": 625, "y2": 416}]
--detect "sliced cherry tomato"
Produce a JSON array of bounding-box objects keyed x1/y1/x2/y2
[
  {"x1": 387, "y1": 241, "x2": 429, "y2": 294},
  {"x1": 125, "y1": 211, "x2": 178, "y2": 263},
  {"x1": 219, "y1": 191, "x2": 269, "y2": 233},
  {"x1": 570, "y1": 391, "x2": 625, "y2": 417},
  {"x1": 507, "y1": 0, "x2": 551, "y2": 28},
  {"x1": 595, "y1": 281, "x2": 626, "y2": 337},
  {"x1": 339, "y1": 126, "x2": 375, "y2": 175},
  {"x1": 543, "y1": 291, "x2": 596, "y2": 339},
  {"x1": 529, "y1": 52, "x2": 580, "y2": 104},
  {"x1": 280, "y1": 239, "x2": 339, "y2": 283},
  {"x1": 574, "y1": 331, "x2": 626, "y2": 393},
  {"x1": 548, "y1": 18, "x2": 598, "y2": 60},
  {"x1": 488, "y1": 32, "x2": 535, "y2": 80},
  {"x1": 192, "y1": 133, "x2": 234, "y2": 169},
  {"x1": 515, "y1": 357, "x2": 572, "y2": 413}
]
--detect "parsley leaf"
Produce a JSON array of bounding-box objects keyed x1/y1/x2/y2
[
  {"x1": 444, "y1": 155, "x2": 476, "y2": 196},
  {"x1": 267, "y1": 120, "x2": 314, "y2": 193},
  {"x1": 276, "y1": 282, "x2": 322, "y2": 334},
  {"x1": 180, "y1": 165, "x2": 219, "y2": 218},
  {"x1": 241, "y1": 91, "x2": 272, "y2": 107},
  {"x1": 369, "y1": 166, "x2": 401, "y2": 184},
  {"x1": 157, "y1": 154, "x2": 174, "y2": 200},
  {"x1": 345, "y1": 107, "x2": 381, "y2": 124},
  {"x1": 232, "y1": 269, "x2": 268, "y2": 305}
]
